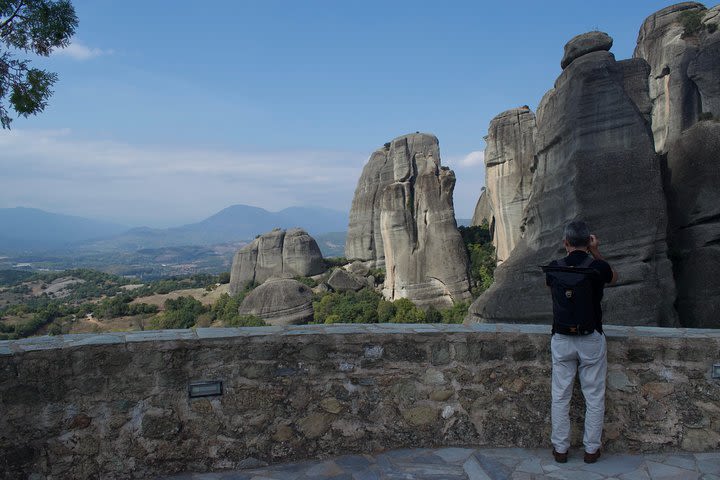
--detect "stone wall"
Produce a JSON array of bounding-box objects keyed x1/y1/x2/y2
[{"x1": 1, "y1": 324, "x2": 719, "y2": 479}]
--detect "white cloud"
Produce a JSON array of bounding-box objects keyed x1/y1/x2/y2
[
  {"x1": 55, "y1": 41, "x2": 113, "y2": 60},
  {"x1": 458, "y1": 150, "x2": 485, "y2": 167},
  {"x1": 0, "y1": 129, "x2": 365, "y2": 226}
]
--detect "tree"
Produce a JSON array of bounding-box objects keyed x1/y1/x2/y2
[{"x1": 0, "y1": 1, "x2": 78, "y2": 128}]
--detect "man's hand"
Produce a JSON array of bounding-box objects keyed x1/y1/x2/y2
[
  {"x1": 589, "y1": 234, "x2": 599, "y2": 251},
  {"x1": 589, "y1": 234, "x2": 618, "y2": 284}
]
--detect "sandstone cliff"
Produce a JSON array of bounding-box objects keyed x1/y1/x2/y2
[
  {"x1": 634, "y1": 3, "x2": 720, "y2": 327},
  {"x1": 229, "y1": 228, "x2": 325, "y2": 294},
  {"x1": 471, "y1": 189, "x2": 493, "y2": 227},
  {"x1": 633, "y1": 2, "x2": 717, "y2": 153},
  {"x1": 468, "y1": 33, "x2": 678, "y2": 327},
  {"x1": 378, "y1": 134, "x2": 472, "y2": 308},
  {"x1": 346, "y1": 133, "x2": 472, "y2": 307},
  {"x1": 345, "y1": 149, "x2": 395, "y2": 266},
  {"x1": 480, "y1": 107, "x2": 537, "y2": 263}
]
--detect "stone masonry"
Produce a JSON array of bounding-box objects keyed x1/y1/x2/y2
[{"x1": 1, "y1": 324, "x2": 719, "y2": 479}]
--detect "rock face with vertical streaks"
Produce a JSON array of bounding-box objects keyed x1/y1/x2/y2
[
  {"x1": 378, "y1": 134, "x2": 472, "y2": 308},
  {"x1": 345, "y1": 149, "x2": 395, "y2": 266},
  {"x1": 346, "y1": 133, "x2": 472, "y2": 307},
  {"x1": 481, "y1": 107, "x2": 537, "y2": 263},
  {"x1": 229, "y1": 228, "x2": 325, "y2": 294},
  {"x1": 468, "y1": 33, "x2": 678, "y2": 327},
  {"x1": 471, "y1": 189, "x2": 493, "y2": 227},
  {"x1": 635, "y1": 2, "x2": 720, "y2": 327},
  {"x1": 633, "y1": 2, "x2": 714, "y2": 153}
]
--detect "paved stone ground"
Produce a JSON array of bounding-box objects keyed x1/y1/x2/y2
[{"x1": 163, "y1": 447, "x2": 720, "y2": 479}]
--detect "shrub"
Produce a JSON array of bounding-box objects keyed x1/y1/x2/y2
[
  {"x1": 680, "y1": 10, "x2": 704, "y2": 37},
  {"x1": 210, "y1": 292, "x2": 266, "y2": 327},
  {"x1": 152, "y1": 296, "x2": 207, "y2": 329},
  {"x1": 390, "y1": 298, "x2": 426, "y2": 323},
  {"x1": 313, "y1": 288, "x2": 382, "y2": 324},
  {"x1": 218, "y1": 272, "x2": 231, "y2": 284},
  {"x1": 708, "y1": 23, "x2": 717, "y2": 34},
  {"x1": 224, "y1": 314, "x2": 265, "y2": 327},
  {"x1": 368, "y1": 268, "x2": 385, "y2": 284},
  {"x1": 440, "y1": 302, "x2": 469, "y2": 324},
  {"x1": 425, "y1": 305, "x2": 442, "y2": 323},
  {"x1": 294, "y1": 276, "x2": 318, "y2": 288},
  {"x1": 459, "y1": 221, "x2": 496, "y2": 297},
  {"x1": 699, "y1": 111, "x2": 715, "y2": 121},
  {"x1": 377, "y1": 299, "x2": 396, "y2": 323}
]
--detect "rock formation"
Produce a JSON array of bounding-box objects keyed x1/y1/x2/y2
[
  {"x1": 561, "y1": 31, "x2": 614, "y2": 69},
  {"x1": 377, "y1": 134, "x2": 472, "y2": 308},
  {"x1": 633, "y1": 2, "x2": 716, "y2": 153},
  {"x1": 471, "y1": 188, "x2": 493, "y2": 227},
  {"x1": 346, "y1": 133, "x2": 472, "y2": 307},
  {"x1": 345, "y1": 149, "x2": 394, "y2": 266},
  {"x1": 229, "y1": 228, "x2": 325, "y2": 294},
  {"x1": 468, "y1": 32, "x2": 678, "y2": 327},
  {"x1": 238, "y1": 278, "x2": 314, "y2": 326},
  {"x1": 634, "y1": 3, "x2": 720, "y2": 327},
  {"x1": 635, "y1": 2, "x2": 720, "y2": 327},
  {"x1": 479, "y1": 107, "x2": 537, "y2": 263},
  {"x1": 327, "y1": 268, "x2": 365, "y2": 292},
  {"x1": 665, "y1": 122, "x2": 720, "y2": 327}
]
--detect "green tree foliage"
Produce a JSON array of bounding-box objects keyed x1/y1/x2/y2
[
  {"x1": 390, "y1": 298, "x2": 426, "y2": 323},
  {"x1": 151, "y1": 295, "x2": 206, "y2": 329},
  {"x1": 314, "y1": 288, "x2": 382, "y2": 324},
  {"x1": 209, "y1": 292, "x2": 266, "y2": 327},
  {"x1": 6, "y1": 301, "x2": 67, "y2": 338},
  {"x1": 217, "y1": 272, "x2": 231, "y2": 284},
  {"x1": 94, "y1": 295, "x2": 158, "y2": 318},
  {"x1": 376, "y1": 299, "x2": 396, "y2": 323},
  {"x1": 458, "y1": 222, "x2": 496, "y2": 297},
  {"x1": 312, "y1": 288, "x2": 471, "y2": 325},
  {"x1": 680, "y1": 9, "x2": 704, "y2": 37},
  {"x1": 425, "y1": 305, "x2": 442, "y2": 323},
  {"x1": 223, "y1": 313, "x2": 265, "y2": 327},
  {"x1": 0, "y1": 0, "x2": 78, "y2": 128},
  {"x1": 0, "y1": 269, "x2": 33, "y2": 285},
  {"x1": 440, "y1": 302, "x2": 469, "y2": 324},
  {"x1": 294, "y1": 276, "x2": 318, "y2": 288}
]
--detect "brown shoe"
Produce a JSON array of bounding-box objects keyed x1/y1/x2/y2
[
  {"x1": 584, "y1": 450, "x2": 601, "y2": 463},
  {"x1": 552, "y1": 449, "x2": 568, "y2": 463}
]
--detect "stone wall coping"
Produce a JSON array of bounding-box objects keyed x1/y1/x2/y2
[{"x1": 1, "y1": 323, "x2": 718, "y2": 356}]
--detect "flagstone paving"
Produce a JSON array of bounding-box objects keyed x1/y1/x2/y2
[{"x1": 163, "y1": 448, "x2": 720, "y2": 479}]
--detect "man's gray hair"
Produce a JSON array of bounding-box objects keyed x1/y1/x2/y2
[{"x1": 564, "y1": 221, "x2": 590, "y2": 247}]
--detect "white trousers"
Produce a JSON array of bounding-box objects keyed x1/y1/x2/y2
[{"x1": 551, "y1": 331, "x2": 607, "y2": 454}]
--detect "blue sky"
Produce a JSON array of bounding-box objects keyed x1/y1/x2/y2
[{"x1": 1, "y1": 0, "x2": 678, "y2": 227}]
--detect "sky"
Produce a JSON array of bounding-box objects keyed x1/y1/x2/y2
[{"x1": 1, "y1": 0, "x2": 679, "y2": 227}]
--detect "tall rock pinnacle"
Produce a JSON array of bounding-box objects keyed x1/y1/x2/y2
[
  {"x1": 347, "y1": 133, "x2": 472, "y2": 308},
  {"x1": 468, "y1": 33, "x2": 678, "y2": 327}
]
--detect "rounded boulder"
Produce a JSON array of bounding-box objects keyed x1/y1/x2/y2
[
  {"x1": 238, "y1": 278, "x2": 314, "y2": 326},
  {"x1": 561, "y1": 31, "x2": 613, "y2": 69}
]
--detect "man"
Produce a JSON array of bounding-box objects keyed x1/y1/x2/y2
[{"x1": 545, "y1": 221, "x2": 617, "y2": 464}]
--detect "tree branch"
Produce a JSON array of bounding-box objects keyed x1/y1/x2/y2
[{"x1": 0, "y1": 1, "x2": 25, "y2": 36}]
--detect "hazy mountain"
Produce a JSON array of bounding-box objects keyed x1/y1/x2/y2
[
  {"x1": 82, "y1": 204, "x2": 349, "y2": 250},
  {"x1": 0, "y1": 207, "x2": 128, "y2": 252},
  {"x1": 0, "y1": 204, "x2": 348, "y2": 251}
]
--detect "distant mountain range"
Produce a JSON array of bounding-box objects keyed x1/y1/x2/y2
[
  {"x1": 0, "y1": 207, "x2": 129, "y2": 251},
  {"x1": 0, "y1": 205, "x2": 349, "y2": 253}
]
